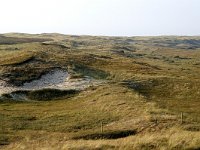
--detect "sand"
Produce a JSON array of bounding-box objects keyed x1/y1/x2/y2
[{"x1": 0, "y1": 69, "x2": 103, "y2": 96}]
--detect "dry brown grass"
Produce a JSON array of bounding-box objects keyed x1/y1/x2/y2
[
  {"x1": 3, "y1": 128, "x2": 200, "y2": 150},
  {"x1": 0, "y1": 34, "x2": 200, "y2": 149}
]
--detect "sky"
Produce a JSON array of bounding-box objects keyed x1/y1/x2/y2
[{"x1": 0, "y1": 0, "x2": 200, "y2": 36}]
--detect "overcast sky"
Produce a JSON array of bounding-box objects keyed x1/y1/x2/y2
[{"x1": 0, "y1": 0, "x2": 200, "y2": 36}]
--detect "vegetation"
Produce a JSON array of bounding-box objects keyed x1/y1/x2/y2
[
  {"x1": 0, "y1": 33, "x2": 200, "y2": 149},
  {"x1": 1, "y1": 89, "x2": 79, "y2": 101}
]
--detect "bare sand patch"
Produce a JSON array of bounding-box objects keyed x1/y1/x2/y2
[{"x1": 0, "y1": 69, "x2": 104, "y2": 96}]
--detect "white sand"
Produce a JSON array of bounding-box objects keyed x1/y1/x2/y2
[
  {"x1": 0, "y1": 80, "x2": 17, "y2": 95},
  {"x1": 0, "y1": 69, "x2": 103, "y2": 95},
  {"x1": 22, "y1": 69, "x2": 69, "y2": 89}
]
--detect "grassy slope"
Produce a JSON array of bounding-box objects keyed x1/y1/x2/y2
[{"x1": 0, "y1": 34, "x2": 200, "y2": 149}]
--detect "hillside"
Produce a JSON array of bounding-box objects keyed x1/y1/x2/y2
[{"x1": 0, "y1": 33, "x2": 200, "y2": 150}]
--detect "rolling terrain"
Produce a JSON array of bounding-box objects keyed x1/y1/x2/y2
[{"x1": 0, "y1": 33, "x2": 200, "y2": 150}]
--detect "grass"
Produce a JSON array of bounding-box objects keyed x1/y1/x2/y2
[
  {"x1": 1, "y1": 89, "x2": 79, "y2": 101},
  {"x1": 72, "y1": 64, "x2": 110, "y2": 79},
  {"x1": 0, "y1": 34, "x2": 200, "y2": 149},
  {"x1": 0, "y1": 35, "x2": 51, "y2": 45},
  {"x1": 72, "y1": 130, "x2": 137, "y2": 140},
  {"x1": 0, "y1": 84, "x2": 149, "y2": 145},
  {"x1": 26, "y1": 89, "x2": 79, "y2": 101}
]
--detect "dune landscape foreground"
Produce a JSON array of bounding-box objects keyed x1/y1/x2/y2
[{"x1": 0, "y1": 33, "x2": 200, "y2": 149}]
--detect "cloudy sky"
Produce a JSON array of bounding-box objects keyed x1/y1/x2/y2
[{"x1": 0, "y1": 0, "x2": 200, "y2": 36}]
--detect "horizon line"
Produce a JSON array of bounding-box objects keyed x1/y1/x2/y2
[{"x1": 1, "y1": 32, "x2": 200, "y2": 37}]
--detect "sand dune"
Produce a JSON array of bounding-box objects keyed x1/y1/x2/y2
[{"x1": 0, "y1": 69, "x2": 103, "y2": 96}]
